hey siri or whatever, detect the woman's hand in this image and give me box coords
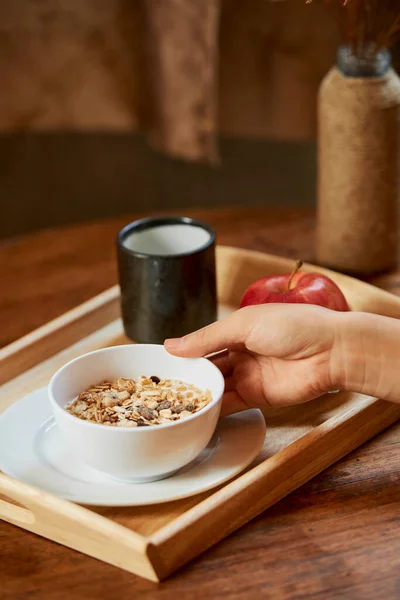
[165,304,349,416]
[165,303,400,414]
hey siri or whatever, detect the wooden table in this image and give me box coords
[1,207,399,599]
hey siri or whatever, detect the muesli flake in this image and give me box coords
[66,376,212,427]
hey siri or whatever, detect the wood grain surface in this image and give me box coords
[1,206,400,599]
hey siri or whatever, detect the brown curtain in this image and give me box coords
[143,0,220,164]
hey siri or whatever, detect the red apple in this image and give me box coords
[240,261,350,311]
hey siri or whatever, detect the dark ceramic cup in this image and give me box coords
[117,216,217,343]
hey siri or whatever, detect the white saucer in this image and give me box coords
[0,388,266,506]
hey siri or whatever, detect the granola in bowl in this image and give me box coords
[66,376,212,427]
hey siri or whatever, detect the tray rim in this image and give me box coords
[1,245,400,581]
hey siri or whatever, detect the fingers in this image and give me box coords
[209,351,233,377]
[165,309,252,358]
[220,391,248,417]
[224,375,235,392]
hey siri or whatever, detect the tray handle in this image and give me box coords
[0,497,35,525]
[0,473,161,581]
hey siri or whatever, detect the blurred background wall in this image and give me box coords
[0,0,398,238]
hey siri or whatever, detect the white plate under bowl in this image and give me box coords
[0,387,266,506]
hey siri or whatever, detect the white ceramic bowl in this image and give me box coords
[48,345,225,482]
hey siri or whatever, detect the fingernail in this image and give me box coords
[165,337,182,349]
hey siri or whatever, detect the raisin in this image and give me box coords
[150,376,161,384]
[157,400,172,411]
[106,415,118,423]
[137,405,155,421]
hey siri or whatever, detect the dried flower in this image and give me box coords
[306,0,400,54]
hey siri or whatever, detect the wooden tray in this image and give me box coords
[1,246,400,582]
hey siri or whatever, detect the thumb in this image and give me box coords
[164,308,252,358]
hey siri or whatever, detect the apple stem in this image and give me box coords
[288,260,303,290]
